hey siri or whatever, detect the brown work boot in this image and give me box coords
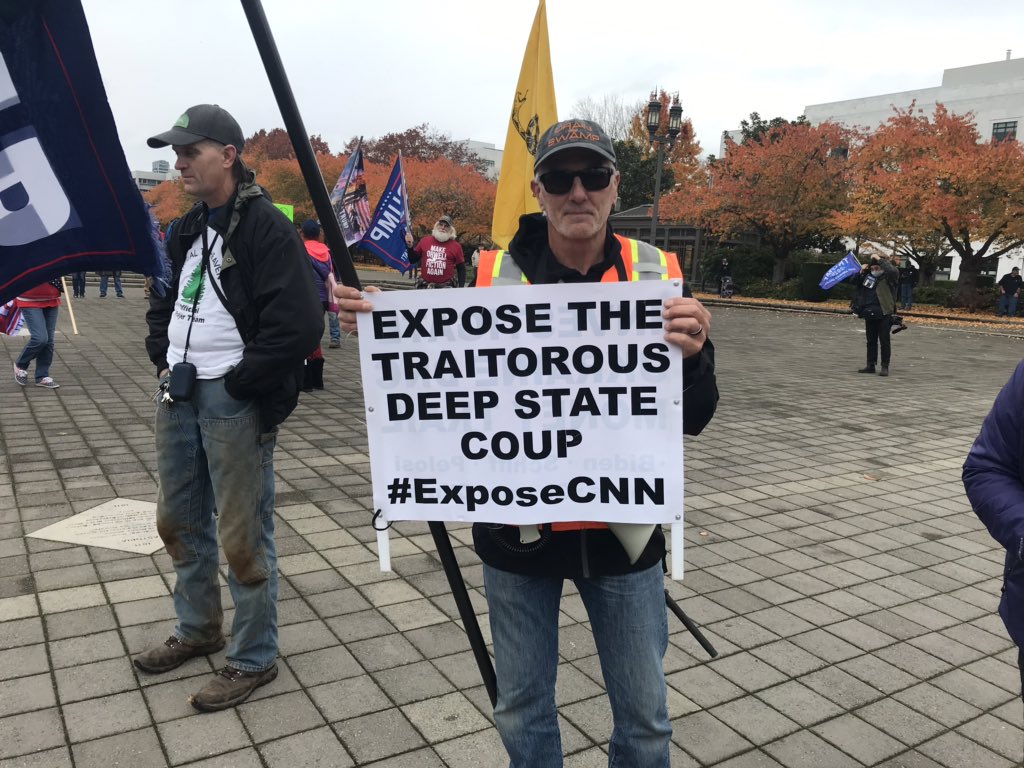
[133,636,225,674]
[190,664,278,712]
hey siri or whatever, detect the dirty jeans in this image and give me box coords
[484,562,671,768]
[155,377,278,672]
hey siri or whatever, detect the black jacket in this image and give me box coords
[145,176,323,429]
[472,213,719,578]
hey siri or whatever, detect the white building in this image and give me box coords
[805,54,1024,143]
[456,139,503,179]
[131,160,180,194]
[804,54,1024,280]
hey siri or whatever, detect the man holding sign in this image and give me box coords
[338,119,718,766]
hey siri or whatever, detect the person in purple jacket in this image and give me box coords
[963,359,1024,703]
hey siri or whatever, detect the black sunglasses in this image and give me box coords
[539,167,614,195]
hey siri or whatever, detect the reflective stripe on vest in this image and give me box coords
[475,235,682,287]
[474,235,682,532]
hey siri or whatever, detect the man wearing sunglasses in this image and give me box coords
[338,119,718,767]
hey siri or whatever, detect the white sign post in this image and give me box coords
[357,281,687,578]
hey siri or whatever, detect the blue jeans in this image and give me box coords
[99,274,123,296]
[1000,294,1019,317]
[155,378,278,672]
[16,306,59,381]
[327,310,340,343]
[72,272,86,296]
[900,282,913,309]
[484,562,671,768]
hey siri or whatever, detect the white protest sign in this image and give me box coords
[358,281,685,550]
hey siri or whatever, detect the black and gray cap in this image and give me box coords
[148,104,245,151]
[534,119,617,170]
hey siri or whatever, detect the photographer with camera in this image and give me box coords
[850,253,899,376]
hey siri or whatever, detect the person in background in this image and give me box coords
[300,220,342,348]
[71,271,87,298]
[300,219,332,390]
[897,257,918,310]
[13,279,62,389]
[718,256,734,298]
[851,253,898,377]
[98,270,124,298]
[404,215,465,289]
[998,267,1022,317]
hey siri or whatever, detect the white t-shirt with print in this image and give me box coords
[166,228,245,378]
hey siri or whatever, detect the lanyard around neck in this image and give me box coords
[181,227,221,364]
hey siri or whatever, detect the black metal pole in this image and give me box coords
[665,591,718,658]
[648,142,665,246]
[238,0,498,704]
[239,0,361,290]
[429,521,498,706]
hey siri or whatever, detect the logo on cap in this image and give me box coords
[543,120,602,149]
[174,113,189,129]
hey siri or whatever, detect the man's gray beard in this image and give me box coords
[432,226,456,242]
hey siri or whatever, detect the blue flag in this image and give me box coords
[819,252,862,290]
[0,0,164,304]
[358,156,412,274]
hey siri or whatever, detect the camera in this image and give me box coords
[891,314,908,334]
[167,362,197,401]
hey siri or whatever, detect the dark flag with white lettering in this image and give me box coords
[0,0,164,304]
[358,154,412,274]
[330,140,372,247]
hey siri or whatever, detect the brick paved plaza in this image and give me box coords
[1,287,1022,767]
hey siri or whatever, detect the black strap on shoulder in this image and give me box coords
[180,228,220,364]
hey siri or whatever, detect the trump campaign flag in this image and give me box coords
[357,155,412,274]
[0,0,163,305]
[330,140,373,247]
[490,0,558,249]
[819,252,862,290]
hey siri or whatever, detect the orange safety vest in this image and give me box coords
[476,234,683,287]
[475,234,684,531]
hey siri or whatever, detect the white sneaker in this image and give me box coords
[35,377,59,389]
[14,365,27,386]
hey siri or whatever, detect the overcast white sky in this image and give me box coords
[81,0,1022,173]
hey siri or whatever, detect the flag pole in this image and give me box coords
[239,0,499,706]
[238,0,360,290]
[60,277,79,335]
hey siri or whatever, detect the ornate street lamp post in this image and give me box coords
[646,91,683,245]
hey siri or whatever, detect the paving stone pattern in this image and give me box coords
[0,288,1022,767]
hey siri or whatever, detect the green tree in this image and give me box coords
[739,112,810,144]
[613,139,675,211]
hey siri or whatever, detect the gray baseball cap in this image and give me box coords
[534,119,617,170]
[148,104,245,151]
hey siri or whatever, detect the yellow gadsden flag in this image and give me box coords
[490,0,558,249]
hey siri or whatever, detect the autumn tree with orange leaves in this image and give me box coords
[145,129,497,253]
[612,90,703,211]
[245,128,331,161]
[146,179,192,225]
[844,104,1024,307]
[662,120,851,283]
